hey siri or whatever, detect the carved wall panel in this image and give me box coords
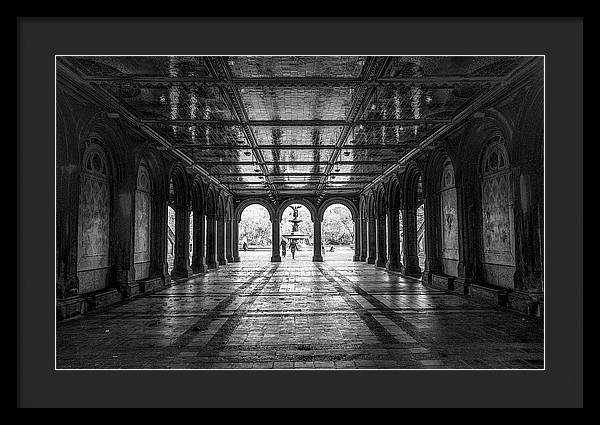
[134,164,151,279]
[440,162,459,262]
[481,139,515,266]
[77,144,111,292]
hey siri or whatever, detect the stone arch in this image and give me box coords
[167,163,189,208]
[316,197,358,222]
[235,198,275,222]
[276,198,316,223]
[424,146,460,279]
[190,176,206,214]
[386,174,402,211]
[77,114,131,186]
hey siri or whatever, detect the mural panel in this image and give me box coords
[481,140,515,266]
[134,165,151,279]
[77,150,110,271]
[440,163,459,261]
[441,188,459,259]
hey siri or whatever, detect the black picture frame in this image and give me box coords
[17,17,583,408]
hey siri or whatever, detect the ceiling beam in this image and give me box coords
[84,74,503,86]
[175,144,420,150]
[193,160,397,166]
[213,172,379,176]
[141,118,449,127]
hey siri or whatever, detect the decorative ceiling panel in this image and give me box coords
[261,149,335,162]
[159,125,247,146]
[267,164,328,174]
[114,85,235,121]
[228,56,366,78]
[70,56,211,77]
[253,126,341,146]
[240,87,352,120]
[361,86,483,121]
[384,56,525,78]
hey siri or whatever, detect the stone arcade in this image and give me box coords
[56,56,544,369]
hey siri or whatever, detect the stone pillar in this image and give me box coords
[206,214,218,269]
[159,200,171,284]
[402,205,422,278]
[375,214,387,267]
[353,219,361,261]
[313,219,323,262]
[226,218,234,263]
[271,218,281,262]
[360,218,368,262]
[366,216,377,264]
[454,182,475,292]
[217,215,227,265]
[233,219,240,262]
[386,209,402,271]
[56,163,81,298]
[171,206,192,279]
[422,194,441,284]
[191,211,207,274]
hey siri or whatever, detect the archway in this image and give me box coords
[239,204,273,261]
[321,203,355,261]
[280,203,314,261]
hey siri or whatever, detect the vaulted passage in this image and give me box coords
[56,55,544,369]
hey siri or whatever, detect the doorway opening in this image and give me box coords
[239,204,272,261]
[322,204,354,261]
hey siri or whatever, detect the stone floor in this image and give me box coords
[56,248,544,369]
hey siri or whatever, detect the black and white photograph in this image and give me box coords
[17,17,582,408]
[54,55,545,370]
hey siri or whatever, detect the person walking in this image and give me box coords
[280,239,287,258]
[242,241,248,251]
[289,240,297,259]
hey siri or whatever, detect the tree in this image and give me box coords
[239,205,272,246]
[322,205,354,244]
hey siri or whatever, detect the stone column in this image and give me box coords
[271,218,281,262]
[206,214,218,269]
[226,218,234,263]
[422,194,441,284]
[353,219,361,261]
[375,213,388,267]
[191,211,207,273]
[114,179,137,294]
[313,219,323,262]
[232,219,240,262]
[402,205,422,278]
[366,216,377,264]
[386,209,402,271]
[360,218,368,262]
[171,206,192,279]
[454,182,475,293]
[217,215,227,265]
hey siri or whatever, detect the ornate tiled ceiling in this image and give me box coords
[58,55,531,199]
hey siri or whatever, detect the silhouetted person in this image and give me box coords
[290,240,297,259]
[280,239,287,257]
[242,241,248,251]
[329,245,335,252]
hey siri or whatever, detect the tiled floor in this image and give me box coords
[56,249,544,369]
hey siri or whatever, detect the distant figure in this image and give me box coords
[289,240,297,259]
[280,239,287,257]
[329,245,335,252]
[242,241,248,252]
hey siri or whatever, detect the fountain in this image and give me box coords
[282,205,310,246]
